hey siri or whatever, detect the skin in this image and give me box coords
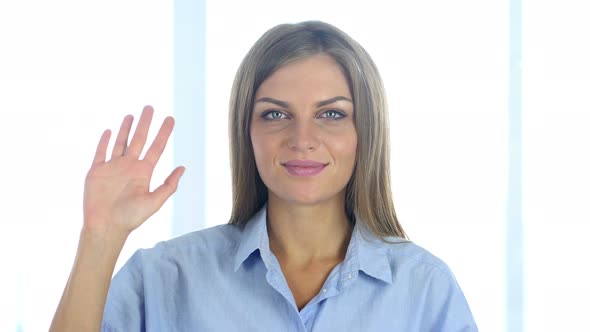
[251,54,358,309]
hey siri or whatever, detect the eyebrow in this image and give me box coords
[254,96,353,108]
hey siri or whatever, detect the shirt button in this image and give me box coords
[322,288,327,293]
[348,273,353,279]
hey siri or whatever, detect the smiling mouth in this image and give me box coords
[283,164,327,176]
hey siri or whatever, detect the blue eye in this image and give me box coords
[262,110,287,120]
[320,110,345,120]
[261,109,346,121]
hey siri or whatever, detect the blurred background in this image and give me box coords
[0,0,588,331]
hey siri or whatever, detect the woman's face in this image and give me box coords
[250,54,357,206]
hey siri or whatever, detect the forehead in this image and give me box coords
[254,54,351,102]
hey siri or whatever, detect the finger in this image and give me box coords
[127,105,154,158]
[149,166,185,209]
[111,114,134,158]
[92,129,111,166]
[143,116,175,166]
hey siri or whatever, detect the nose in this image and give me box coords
[287,120,320,152]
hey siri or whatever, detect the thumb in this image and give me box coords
[150,166,185,209]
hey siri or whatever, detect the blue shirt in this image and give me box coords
[102,206,478,331]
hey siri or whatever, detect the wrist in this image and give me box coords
[79,224,129,253]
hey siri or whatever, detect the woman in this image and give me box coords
[51,21,478,331]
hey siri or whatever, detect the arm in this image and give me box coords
[50,228,128,331]
[50,106,184,332]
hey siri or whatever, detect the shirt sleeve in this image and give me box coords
[101,250,146,332]
[422,266,478,332]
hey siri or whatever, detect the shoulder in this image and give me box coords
[104,224,248,330]
[131,223,244,267]
[375,236,458,282]
[377,239,478,330]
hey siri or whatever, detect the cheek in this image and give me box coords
[250,131,278,169]
[249,130,262,166]
[345,139,358,165]
[337,130,358,164]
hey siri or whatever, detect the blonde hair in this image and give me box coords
[228,21,407,240]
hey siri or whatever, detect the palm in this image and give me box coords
[83,106,184,235]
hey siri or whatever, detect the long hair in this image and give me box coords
[228,21,407,240]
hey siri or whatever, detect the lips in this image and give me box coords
[282,160,327,176]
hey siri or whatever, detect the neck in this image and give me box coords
[266,192,352,268]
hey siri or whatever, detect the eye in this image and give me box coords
[319,109,346,120]
[262,110,288,120]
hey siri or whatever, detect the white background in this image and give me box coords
[0,0,588,331]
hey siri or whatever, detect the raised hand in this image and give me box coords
[83,105,185,236]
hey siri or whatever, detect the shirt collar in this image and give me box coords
[233,205,271,272]
[233,205,395,285]
[341,220,394,285]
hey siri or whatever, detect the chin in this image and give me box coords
[271,186,342,207]
[263,174,347,206]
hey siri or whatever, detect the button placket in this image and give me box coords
[299,302,319,332]
[301,310,311,327]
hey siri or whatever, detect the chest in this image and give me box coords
[136,255,437,332]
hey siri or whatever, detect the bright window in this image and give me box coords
[522,1,590,331]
